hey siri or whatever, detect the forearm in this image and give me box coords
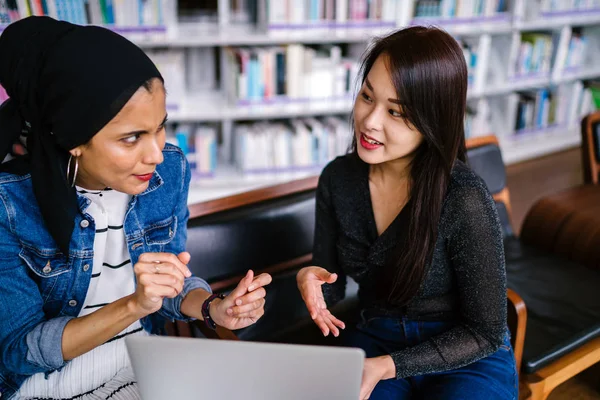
[390,322,505,379]
[62,294,145,361]
[179,288,212,320]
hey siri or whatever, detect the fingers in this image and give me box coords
[149,273,184,295]
[136,261,185,285]
[229,298,266,316]
[311,267,337,284]
[248,273,272,292]
[139,252,191,278]
[232,287,266,308]
[177,251,191,265]
[137,273,181,301]
[312,309,345,337]
[323,309,346,330]
[233,305,265,320]
[227,270,254,300]
[314,314,331,336]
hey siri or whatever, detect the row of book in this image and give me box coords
[234,116,350,173]
[511,33,554,77]
[513,83,597,132]
[259,0,398,29]
[0,0,170,27]
[462,42,477,86]
[414,0,507,18]
[542,0,600,11]
[224,44,359,104]
[166,124,218,178]
[563,33,587,70]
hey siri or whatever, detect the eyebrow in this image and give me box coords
[365,78,404,105]
[119,114,169,138]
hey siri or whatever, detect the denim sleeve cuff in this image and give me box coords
[25,316,74,371]
[159,276,212,322]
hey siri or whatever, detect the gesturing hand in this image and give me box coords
[210,270,272,330]
[297,266,345,337]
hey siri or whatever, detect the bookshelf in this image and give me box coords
[1,0,599,205]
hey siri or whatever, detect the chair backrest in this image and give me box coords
[581,111,600,184]
[465,135,514,237]
[186,177,318,291]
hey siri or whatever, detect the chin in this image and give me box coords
[356,147,386,165]
[115,180,150,196]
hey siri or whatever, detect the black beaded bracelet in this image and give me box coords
[201,293,225,330]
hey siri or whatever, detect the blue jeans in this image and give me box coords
[341,311,518,400]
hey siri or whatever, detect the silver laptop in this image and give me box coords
[126,335,364,400]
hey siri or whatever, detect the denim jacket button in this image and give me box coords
[68,300,77,307]
[42,262,52,274]
[83,264,90,272]
[80,220,90,228]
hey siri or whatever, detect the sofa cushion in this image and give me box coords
[504,236,600,374]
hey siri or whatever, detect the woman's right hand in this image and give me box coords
[297,266,345,337]
[130,252,192,316]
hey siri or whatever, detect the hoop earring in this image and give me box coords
[67,154,79,187]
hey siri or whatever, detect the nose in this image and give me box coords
[362,105,385,133]
[143,135,164,166]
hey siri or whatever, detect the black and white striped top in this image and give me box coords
[16,187,146,400]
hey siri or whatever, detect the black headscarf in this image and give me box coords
[0,16,163,256]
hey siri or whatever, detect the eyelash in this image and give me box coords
[121,121,167,144]
[122,134,141,144]
[361,91,403,118]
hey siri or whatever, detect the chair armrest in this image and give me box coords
[507,288,527,375]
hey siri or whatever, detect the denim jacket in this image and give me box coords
[0,144,211,399]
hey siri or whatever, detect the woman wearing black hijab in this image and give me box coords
[0,17,271,399]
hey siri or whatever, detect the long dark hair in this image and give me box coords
[353,26,468,306]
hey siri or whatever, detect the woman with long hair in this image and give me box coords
[297,27,517,399]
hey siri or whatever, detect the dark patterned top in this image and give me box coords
[313,154,507,379]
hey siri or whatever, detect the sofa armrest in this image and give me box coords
[507,288,527,375]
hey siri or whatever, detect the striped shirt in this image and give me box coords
[16,187,146,400]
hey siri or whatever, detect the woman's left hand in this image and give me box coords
[360,356,396,399]
[210,270,272,330]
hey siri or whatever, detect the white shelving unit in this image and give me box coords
[1,0,598,205]
[169,92,353,122]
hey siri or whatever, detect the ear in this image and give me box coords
[69,146,83,158]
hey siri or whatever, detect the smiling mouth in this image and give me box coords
[361,133,383,145]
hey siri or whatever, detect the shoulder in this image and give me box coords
[444,160,495,214]
[156,143,188,186]
[0,171,33,213]
[159,143,186,170]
